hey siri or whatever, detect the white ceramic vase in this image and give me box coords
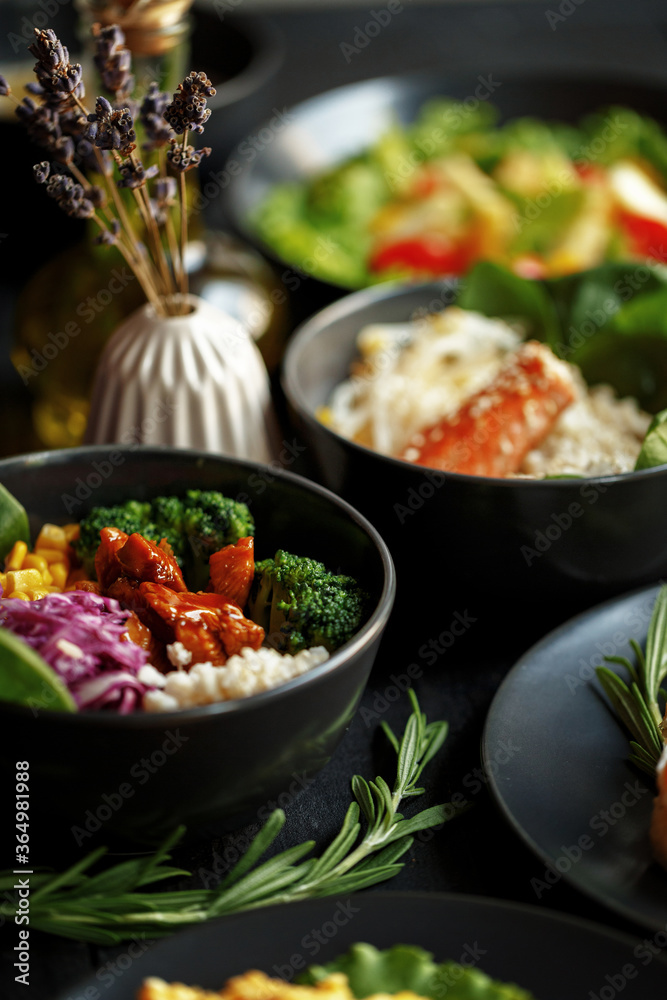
[84,294,279,462]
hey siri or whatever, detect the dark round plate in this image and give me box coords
[482,583,667,932]
[57,891,667,1000]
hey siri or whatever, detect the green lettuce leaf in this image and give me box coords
[635,409,667,469]
[456,260,560,344]
[301,943,536,1000]
[457,260,667,412]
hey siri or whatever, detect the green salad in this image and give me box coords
[253,101,667,288]
[304,943,535,1000]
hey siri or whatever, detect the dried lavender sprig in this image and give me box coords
[16,97,61,152]
[28,28,84,107]
[86,96,136,155]
[34,164,96,219]
[17,97,74,166]
[0,74,10,97]
[59,108,112,174]
[150,176,177,227]
[117,158,159,190]
[140,82,173,150]
[92,23,134,101]
[166,139,211,173]
[94,218,120,246]
[17,22,218,315]
[163,71,215,135]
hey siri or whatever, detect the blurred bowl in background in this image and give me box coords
[223,70,667,321]
[282,280,667,632]
[0,446,394,855]
[193,5,285,165]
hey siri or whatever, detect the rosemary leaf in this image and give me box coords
[0,693,457,944]
[216,809,286,891]
[596,586,667,774]
[351,775,376,825]
[304,804,362,883]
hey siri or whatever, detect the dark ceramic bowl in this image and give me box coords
[193,5,284,164]
[0,446,394,853]
[282,281,667,631]
[223,70,667,317]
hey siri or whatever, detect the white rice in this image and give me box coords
[323,307,650,478]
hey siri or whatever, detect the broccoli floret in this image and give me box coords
[150,495,186,563]
[247,549,368,654]
[76,491,253,585]
[181,490,255,590]
[76,500,153,575]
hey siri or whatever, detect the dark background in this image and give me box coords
[2,1,667,997]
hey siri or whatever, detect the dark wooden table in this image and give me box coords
[2,1,667,997]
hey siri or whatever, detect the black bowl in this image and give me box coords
[282,281,667,633]
[223,69,667,317]
[0,446,394,853]
[193,5,285,167]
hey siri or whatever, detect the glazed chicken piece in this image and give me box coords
[95,528,186,592]
[96,530,262,667]
[208,536,255,607]
[116,532,187,592]
[400,340,577,477]
[70,580,102,594]
[138,583,265,665]
[95,526,129,591]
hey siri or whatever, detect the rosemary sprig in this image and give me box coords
[0,692,460,944]
[596,585,667,775]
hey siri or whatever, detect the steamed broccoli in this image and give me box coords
[76,491,254,586]
[181,490,255,590]
[76,500,154,575]
[150,495,186,563]
[247,549,368,654]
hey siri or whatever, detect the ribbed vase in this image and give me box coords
[84,294,279,461]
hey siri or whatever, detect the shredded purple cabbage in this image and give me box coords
[0,588,158,713]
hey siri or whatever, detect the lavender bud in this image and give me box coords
[92,23,134,100]
[166,139,211,173]
[33,161,50,184]
[86,97,136,155]
[117,158,159,189]
[164,71,215,136]
[53,135,75,164]
[94,219,120,246]
[29,29,84,106]
[0,74,10,97]
[154,176,177,202]
[140,82,172,150]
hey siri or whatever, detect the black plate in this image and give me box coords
[57,891,667,1000]
[224,69,667,299]
[482,583,667,932]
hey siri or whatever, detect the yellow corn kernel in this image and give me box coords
[41,567,53,586]
[5,568,43,593]
[35,547,67,565]
[5,541,28,571]
[35,524,68,551]
[22,553,49,574]
[0,571,6,590]
[44,585,61,593]
[64,523,80,543]
[49,562,68,588]
[27,587,50,600]
[7,591,30,601]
